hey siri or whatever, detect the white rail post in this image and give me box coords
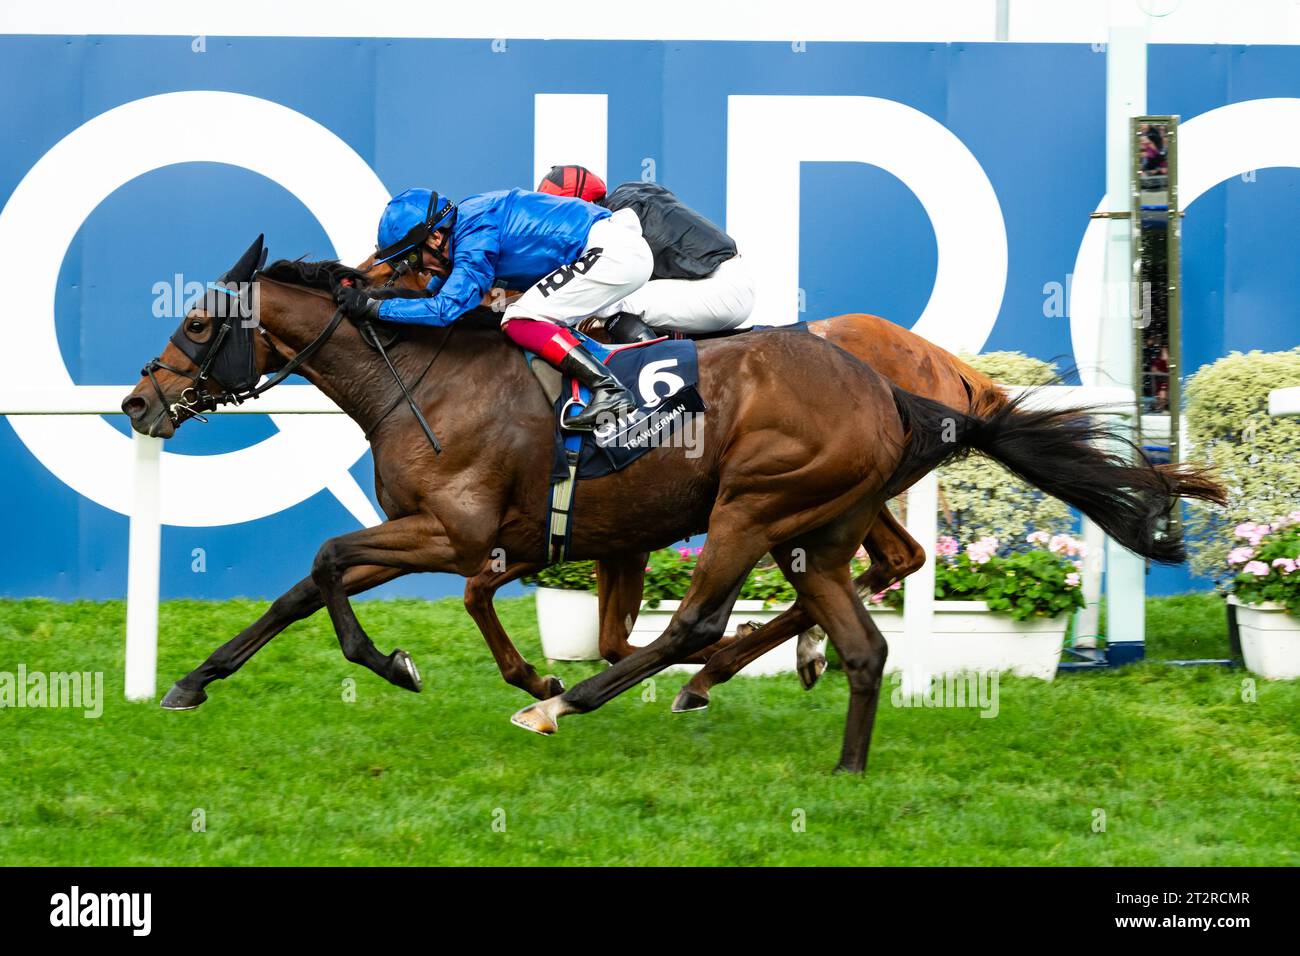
[901,471,938,695]
[1074,518,1106,649]
[1101,7,1149,662]
[124,431,162,701]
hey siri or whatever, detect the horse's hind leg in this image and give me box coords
[674,507,921,710]
[511,515,769,734]
[796,507,923,689]
[672,602,815,712]
[161,564,403,710]
[464,562,565,700]
[774,544,888,774]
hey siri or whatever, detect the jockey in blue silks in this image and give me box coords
[339,187,653,431]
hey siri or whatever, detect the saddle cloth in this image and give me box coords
[534,334,705,562]
[548,335,705,482]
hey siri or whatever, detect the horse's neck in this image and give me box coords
[260,290,540,439]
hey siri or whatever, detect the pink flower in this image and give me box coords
[887,581,902,591]
[1065,572,1080,587]
[869,591,885,604]
[1048,534,1086,558]
[1234,522,1259,540]
[1228,547,1256,566]
[1026,531,1050,546]
[935,536,959,557]
[1289,510,1300,525]
[1242,561,1271,577]
[965,536,998,565]
[1271,558,1297,574]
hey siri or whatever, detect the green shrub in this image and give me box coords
[522,561,598,591]
[1184,348,1300,580]
[935,352,1074,543]
[641,547,871,608]
[869,531,1086,620]
[641,547,700,607]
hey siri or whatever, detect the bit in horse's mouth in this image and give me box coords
[145,404,175,438]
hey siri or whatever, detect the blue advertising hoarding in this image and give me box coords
[1,36,1297,599]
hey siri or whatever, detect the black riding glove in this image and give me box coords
[339,287,382,323]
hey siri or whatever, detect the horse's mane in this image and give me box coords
[259,258,505,335]
[260,258,369,293]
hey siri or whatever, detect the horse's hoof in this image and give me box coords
[797,655,827,691]
[511,703,558,735]
[671,686,710,713]
[390,650,422,693]
[796,634,828,691]
[542,675,565,698]
[160,682,207,711]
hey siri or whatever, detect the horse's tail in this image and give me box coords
[949,355,1009,419]
[884,387,1226,564]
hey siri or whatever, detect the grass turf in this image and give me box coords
[0,593,1296,866]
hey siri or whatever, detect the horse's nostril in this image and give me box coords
[121,395,148,420]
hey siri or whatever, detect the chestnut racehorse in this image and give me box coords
[125,239,1224,773]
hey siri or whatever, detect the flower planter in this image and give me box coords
[866,600,1067,681]
[535,587,601,661]
[1228,595,1300,680]
[630,599,1067,679]
[630,600,796,675]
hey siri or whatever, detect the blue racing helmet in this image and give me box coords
[374,188,458,268]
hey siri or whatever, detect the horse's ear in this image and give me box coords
[219,234,266,284]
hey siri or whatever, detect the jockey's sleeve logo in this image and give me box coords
[535,247,604,298]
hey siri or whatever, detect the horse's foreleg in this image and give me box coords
[463,562,564,700]
[161,564,403,710]
[312,513,468,693]
[596,553,647,663]
[597,552,736,666]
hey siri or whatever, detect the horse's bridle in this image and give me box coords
[145,266,445,454]
[143,280,346,433]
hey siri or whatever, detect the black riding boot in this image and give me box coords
[559,345,638,432]
[605,311,659,344]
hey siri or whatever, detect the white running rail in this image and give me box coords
[0,385,346,701]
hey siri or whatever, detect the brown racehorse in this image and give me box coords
[125,239,1224,773]
[359,258,1218,713]
[361,259,1001,688]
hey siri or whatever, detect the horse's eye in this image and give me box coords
[187,320,205,333]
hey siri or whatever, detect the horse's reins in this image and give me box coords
[337,268,445,453]
[148,269,446,454]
